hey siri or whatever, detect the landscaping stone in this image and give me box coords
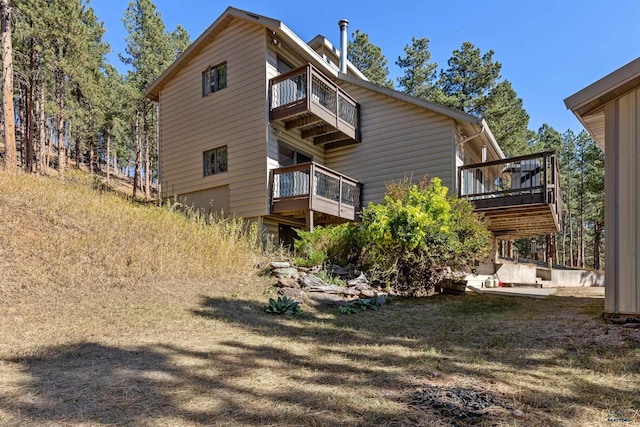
[272,267,299,279]
[269,261,291,269]
[277,287,308,303]
[266,262,388,308]
[274,277,299,289]
[307,292,345,306]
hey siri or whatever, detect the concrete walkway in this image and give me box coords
[466,284,557,299]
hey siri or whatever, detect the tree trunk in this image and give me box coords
[1,0,16,173]
[89,107,95,173]
[24,36,35,172]
[143,108,151,199]
[74,124,81,168]
[106,130,111,187]
[55,69,65,174]
[133,111,141,198]
[36,84,46,174]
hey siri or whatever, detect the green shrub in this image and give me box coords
[293,223,356,267]
[358,177,490,296]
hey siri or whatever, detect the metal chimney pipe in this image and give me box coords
[339,19,349,73]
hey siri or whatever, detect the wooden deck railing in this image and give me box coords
[270,162,362,221]
[269,64,359,140]
[458,151,562,228]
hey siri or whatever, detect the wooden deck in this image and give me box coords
[269,65,361,149]
[459,151,562,240]
[269,162,362,228]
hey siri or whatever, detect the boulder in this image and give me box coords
[307,292,345,306]
[274,277,300,289]
[278,287,308,304]
[272,267,299,279]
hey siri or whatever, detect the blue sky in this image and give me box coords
[92,0,640,135]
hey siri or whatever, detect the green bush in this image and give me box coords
[291,176,491,297]
[293,223,356,267]
[358,177,490,296]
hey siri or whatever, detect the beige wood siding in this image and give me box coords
[158,18,268,218]
[178,185,229,216]
[324,83,456,205]
[605,89,640,315]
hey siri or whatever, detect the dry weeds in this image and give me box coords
[1,171,638,426]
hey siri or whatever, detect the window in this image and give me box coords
[203,146,228,176]
[202,62,227,96]
[278,142,311,167]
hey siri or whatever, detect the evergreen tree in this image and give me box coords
[1,0,16,173]
[396,36,439,100]
[120,0,177,198]
[436,41,501,116]
[483,80,530,156]
[347,29,393,88]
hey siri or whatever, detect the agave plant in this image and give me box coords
[264,296,302,315]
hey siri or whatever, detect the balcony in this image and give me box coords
[269,162,362,227]
[269,64,361,149]
[459,151,562,240]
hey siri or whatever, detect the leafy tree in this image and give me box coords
[396,37,439,100]
[347,29,393,88]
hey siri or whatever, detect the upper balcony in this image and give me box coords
[269,162,362,227]
[459,151,562,240]
[269,64,361,149]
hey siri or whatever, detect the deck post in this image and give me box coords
[306,209,314,231]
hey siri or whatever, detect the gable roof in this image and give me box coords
[146,6,346,101]
[144,6,503,159]
[565,56,640,149]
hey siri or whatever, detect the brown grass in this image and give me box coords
[0,170,639,426]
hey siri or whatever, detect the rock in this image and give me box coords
[431,370,441,378]
[359,289,375,298]
[611,317,628,325]
[348,272,370,287]
[623,323,640,328]
[376,293,388,306]
[299,274,327,288]
[272,267,299,279]
[329,264,350,277]
[269,261,291,269]
[513,409,525,418]
[278,287,308,303]
[274,278,299,289]
[307,292,345,306]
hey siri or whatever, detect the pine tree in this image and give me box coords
[483,80,530,156]
[120,0,184,199]
[436,41,502,116]
[1,0,16,173]
[347,29,393,88]
[396,37,438,100]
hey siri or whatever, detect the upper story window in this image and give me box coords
[203,146,228,176]
[202,62,227,96]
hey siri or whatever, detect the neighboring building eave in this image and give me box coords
[565,56,640,149]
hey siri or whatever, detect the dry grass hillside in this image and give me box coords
[0,170,638,426]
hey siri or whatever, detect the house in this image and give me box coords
[565,57,640,316]
[145,6,560,246]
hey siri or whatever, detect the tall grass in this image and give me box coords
[0,170,265,290]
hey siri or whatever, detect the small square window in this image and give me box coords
[204,146,228,176]
[202,62,227,97]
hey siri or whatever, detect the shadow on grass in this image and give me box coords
[1,294,638,425]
